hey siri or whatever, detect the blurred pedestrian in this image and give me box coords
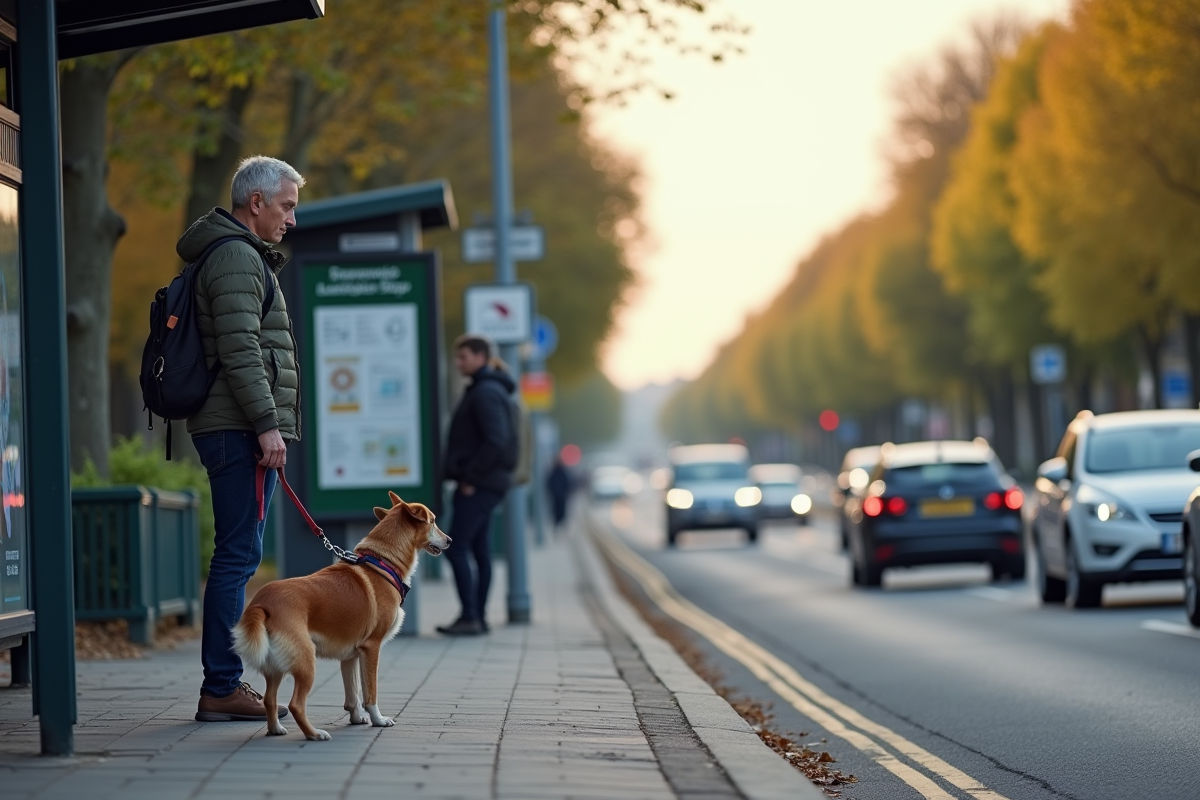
[546,457,572,529]
[186,156,303,722]
[437,335,518,636]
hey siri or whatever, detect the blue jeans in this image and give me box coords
[444,488,504,622]
[193,430,277,698]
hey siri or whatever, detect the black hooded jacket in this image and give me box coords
[445,366,518,494]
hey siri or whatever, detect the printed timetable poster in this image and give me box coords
[301,256,440,517]
[314,304,421,489]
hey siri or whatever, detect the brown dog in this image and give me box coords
[232,491,450,740]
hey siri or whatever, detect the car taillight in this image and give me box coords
[1004,487,1024,510]
[863,496,883,517]
[886,496,908,516]
[984,492,1002,510]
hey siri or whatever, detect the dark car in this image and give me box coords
[846,440,1025,588]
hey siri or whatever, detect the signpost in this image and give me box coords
[463,283,534,345]
[1030,344,1067,385]
[530,315,558,362]
[521,372,555,412]
[299,255,441,518]
[462,225,545,263]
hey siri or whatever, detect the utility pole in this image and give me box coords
[488,2,531,623]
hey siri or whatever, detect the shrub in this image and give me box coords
[73,437,216,574]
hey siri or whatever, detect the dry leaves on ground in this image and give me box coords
[75,618,200,660]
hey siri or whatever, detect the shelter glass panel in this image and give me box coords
[0,182,26,613]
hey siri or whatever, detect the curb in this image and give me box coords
[573,522,827,800]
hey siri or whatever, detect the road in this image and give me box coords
[593,490,1200,800]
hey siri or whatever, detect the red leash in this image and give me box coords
[256,465,354,562]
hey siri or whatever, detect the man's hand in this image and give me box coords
[459,483,476,496]
[257,429,287,469]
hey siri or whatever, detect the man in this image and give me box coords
[438,335,518,636]
[181,155,304,721]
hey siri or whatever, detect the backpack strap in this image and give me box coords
[193,235,276,320]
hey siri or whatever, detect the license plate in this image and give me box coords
[1162,532,1183,555]
[920,498,975,518]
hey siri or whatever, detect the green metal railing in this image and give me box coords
[72,486,201,644]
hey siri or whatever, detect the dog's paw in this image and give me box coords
[306,729,332,741]
[349,708,369,725]
[371,716,395,728]
[267,722,288,736]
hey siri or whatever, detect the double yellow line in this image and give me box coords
[590,520,1011,800]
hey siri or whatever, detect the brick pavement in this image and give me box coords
[0,525,820,800]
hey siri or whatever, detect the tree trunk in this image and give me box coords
[1137,325,1164,409]
[183,81,255,228]
[60,61,130,476]
[280,71,329,175]
[1184,313,1200,408]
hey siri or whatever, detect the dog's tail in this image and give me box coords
[232,606,270,672]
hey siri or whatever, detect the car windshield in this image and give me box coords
[1085,424,1200,474]
[674,462,748,482]
[885,462,1000,488]
[761,480,799,488]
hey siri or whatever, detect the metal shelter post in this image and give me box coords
[17,0,78,756]
[488,3,531,623]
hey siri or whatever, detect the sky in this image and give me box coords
[591,0,1070,390]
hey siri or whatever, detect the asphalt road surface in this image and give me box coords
[593,491,1200,800]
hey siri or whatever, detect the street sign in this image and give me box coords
[462,225,545,263]
[1030,344,1067,385]
[521,371,555,412]
[1163,369,1192,408]
[464,283,534,344]
[530,316,558,362]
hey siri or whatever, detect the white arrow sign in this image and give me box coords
[462,226,545,263]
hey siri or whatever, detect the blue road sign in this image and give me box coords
[1030,344,1066,385]
[531,316,558,362]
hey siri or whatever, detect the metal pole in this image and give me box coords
[397,211,423,635]
[488,3,531,623]
[528,352,547,547]
[17,0,78,756]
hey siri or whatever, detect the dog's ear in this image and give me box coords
[403,502,434,524]
[388,490,403,507]
[374,506,389,521]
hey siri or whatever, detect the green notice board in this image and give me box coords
[300,254,441,518]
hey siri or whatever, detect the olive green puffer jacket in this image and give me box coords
[178,209,301,441]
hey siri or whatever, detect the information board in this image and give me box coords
[300,254,441,518]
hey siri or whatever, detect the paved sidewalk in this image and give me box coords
[0,524,820,800]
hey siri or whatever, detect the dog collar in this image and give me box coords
[354,551,410,604]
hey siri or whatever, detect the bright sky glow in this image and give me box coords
[592,0,1070,390]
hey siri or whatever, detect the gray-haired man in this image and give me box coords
[178,155,304,722]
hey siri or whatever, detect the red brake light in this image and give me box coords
[886,496,908,516]
[1004,487,1024,511]
[863,496,883,517]
[983,492,1002,510]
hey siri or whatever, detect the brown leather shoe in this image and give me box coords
[195,682,289,722]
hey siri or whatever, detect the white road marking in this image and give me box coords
[591,517,1012,800]
[1140,620,1200,640]
[965,587,1013,603]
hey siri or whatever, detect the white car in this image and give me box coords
[1032,409,1200,608]
[749,463,812,524]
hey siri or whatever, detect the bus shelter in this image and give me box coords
[2,0,323,757]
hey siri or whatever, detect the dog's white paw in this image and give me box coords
[371,716,395,728]
[348,707,369,725]
[267,722,288,736]
[307,729,332,741]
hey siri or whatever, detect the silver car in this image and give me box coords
[664,444,760,547]
[1032,409,1200,608]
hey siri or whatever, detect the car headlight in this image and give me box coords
[666,488,694,510]
[734,486,762,507]
[791,493,813,514]
[1090,502,1133,522]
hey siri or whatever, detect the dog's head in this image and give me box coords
[362,491,452,564]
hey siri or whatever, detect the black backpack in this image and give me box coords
[140,236,275,458]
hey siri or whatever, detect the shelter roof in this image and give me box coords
[294,180,458,232]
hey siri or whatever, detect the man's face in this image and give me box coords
[455,347,488,377]
[251,180,299,244]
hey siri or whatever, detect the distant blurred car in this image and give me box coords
[590,465,633,501]
[846,440,1024,588]
[836,446,882,549]
[749,463,812,524]
[1034,410,1200,609]
[665,444,759,547]
[1182,450,1200,627]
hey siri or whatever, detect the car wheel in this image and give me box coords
[745,524,759,544]
[1036,543,1066,604]
[1065,542,1102,609]
[861,559,883,588]
[1185,533,1200,627]
[991,558,1026,583]
[666,527,679,548]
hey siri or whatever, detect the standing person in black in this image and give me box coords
[546,456,572,530]
[437,335,517,636]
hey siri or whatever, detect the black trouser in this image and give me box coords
[444,487,505,622]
